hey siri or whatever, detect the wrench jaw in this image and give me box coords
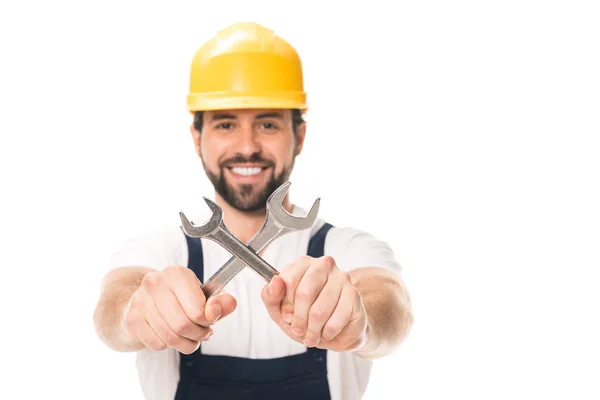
[267,181,291,208]
[268,191,321,231]
[265,181,321,230]
[303,197,321,228]
[179,197,223,238]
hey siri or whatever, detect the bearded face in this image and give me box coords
[193,109,304,212]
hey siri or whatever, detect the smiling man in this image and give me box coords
[93,22,413,400]
[196,108,303,214]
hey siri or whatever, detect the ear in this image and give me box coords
[190,124,201,157]
[294,121,307,156]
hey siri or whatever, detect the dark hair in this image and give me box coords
[193,109,304,135]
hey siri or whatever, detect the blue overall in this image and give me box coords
[175,223,334,400]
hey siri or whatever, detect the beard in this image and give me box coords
[203,154,295,212]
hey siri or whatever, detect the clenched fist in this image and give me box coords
[122,265,237,354]
[261,256,368,352]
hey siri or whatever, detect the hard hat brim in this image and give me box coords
[187,93,308,113]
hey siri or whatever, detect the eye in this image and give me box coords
[260,122,279,131]
[216,122,234,130]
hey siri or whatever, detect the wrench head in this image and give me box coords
[179,197,223,238]
[267,181,320,230]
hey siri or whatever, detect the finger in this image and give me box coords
[151,285,209,341]
[289,261,331,340]
[279,256,312,322]
[260,275,286,325]
[122,303,167,351]
[136,318,168,352]
[163,266,211,326]
[144,293,205,355]
[205,291,238,323]
[321,283,362,343]
[303,272,346,347]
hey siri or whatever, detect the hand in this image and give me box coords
[261,256,368,352]
[122,265,237,354]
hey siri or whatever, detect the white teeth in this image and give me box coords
[231,167,262,176]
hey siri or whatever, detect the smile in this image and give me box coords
[231,167,263,176]
[226,165,270,183]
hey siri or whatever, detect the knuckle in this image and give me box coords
[320,255,336,269]
[142,272,161,288]
[339,271,352,284]
[163,264,180,275]
[165,264,189,278]
[286,276,299,291]
[187,307,205,324]
[322,324,339,340]
[309,307,328,322]
[174,318,192,335]
[295,288,313,302]
[162,331,180,348]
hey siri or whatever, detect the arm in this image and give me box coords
[349,266,413,359]
[93,266,156,352]
[93,265,237,354]
[261,256,413,359]
[94,226,235,354]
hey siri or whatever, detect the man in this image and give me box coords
[93,22,413,400]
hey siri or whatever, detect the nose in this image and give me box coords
[235,123,261,157]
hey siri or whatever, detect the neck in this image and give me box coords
[214,192,294,244]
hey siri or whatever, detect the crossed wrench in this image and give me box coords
[179,182,320,298]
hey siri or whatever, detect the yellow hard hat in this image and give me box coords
[186,22,307,113]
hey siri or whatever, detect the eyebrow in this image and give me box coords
[255,112,285,120]
[208,112,285,122]
[209,113,237,121]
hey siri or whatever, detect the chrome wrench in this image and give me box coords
[180,198,279,282]
[179,182,320,298]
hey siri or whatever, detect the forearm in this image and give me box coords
[350,267,413,359]
[93,266,156,352]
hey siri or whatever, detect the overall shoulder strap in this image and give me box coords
[185,236,204,282]
[307,222,334,258]
[305,222,334,357]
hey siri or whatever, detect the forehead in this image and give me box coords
[204,108,290,121]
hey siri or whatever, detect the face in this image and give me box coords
[190,108,306,212]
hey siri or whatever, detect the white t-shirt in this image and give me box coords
[109,205,402,400]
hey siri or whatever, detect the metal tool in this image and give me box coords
[180,198,280,282]
[180,182,320,298]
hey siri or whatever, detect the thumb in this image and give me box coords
[205,292,237,323]
[261,275,286,324]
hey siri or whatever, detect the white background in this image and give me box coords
[1,0,599,399]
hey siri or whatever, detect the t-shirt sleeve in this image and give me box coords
[108,224,187,271]
[325,227,402,274]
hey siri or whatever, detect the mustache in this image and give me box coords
[219,154,275,169]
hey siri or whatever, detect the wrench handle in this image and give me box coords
[212,227,279,282]
[201,224,283,298]
[201,263,238,298]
